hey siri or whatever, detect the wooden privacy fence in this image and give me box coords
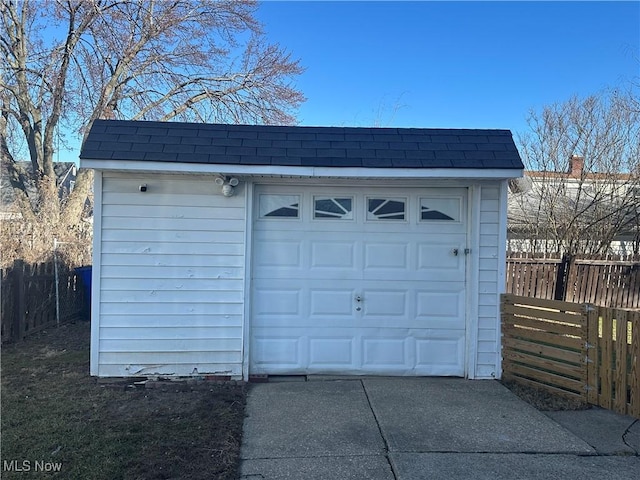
[1,260,87,343]
[506,254,564,300]
[565,257,640,309]
[506,253,640,310]
[502,294,640,419]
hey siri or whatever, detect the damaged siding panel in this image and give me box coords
[98,363,241,378]
[98,173,245,377]
[100,352,243,364]
[476,185,501,379]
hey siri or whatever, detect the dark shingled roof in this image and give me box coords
[80,120,524,169]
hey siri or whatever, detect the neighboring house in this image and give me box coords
[508,155,640,255]
[80,120,523,380]
[0,161,78,220]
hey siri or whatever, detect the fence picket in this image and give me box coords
[502,323,584,350]
[13,260,26,341]
[586,306,599,405]
[502,360,585,393]
[599,308,613,410]
[502,337,583,364]
[502,312,583,335]
[614,310,628,414]
[503,350,584,378]
[631,270,640,309]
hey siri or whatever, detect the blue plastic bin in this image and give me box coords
[75,266,92,320]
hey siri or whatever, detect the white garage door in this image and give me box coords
[250,185,468,376]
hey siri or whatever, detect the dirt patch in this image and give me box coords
[1,320,246,480]
[502,379,591,411]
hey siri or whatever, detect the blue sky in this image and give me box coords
[48,1,638,161]
[256,1,640,135]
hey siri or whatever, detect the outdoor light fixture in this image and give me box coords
[139,184,147,192]
[215,176,239,197]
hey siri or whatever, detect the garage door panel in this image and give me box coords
[415,335,465,376]
[416,289,465,328]
[363,242,409,269]
[309,337,354,366]
[253,287,301,316]
[361,290,408,317]
[251,185,467,376]
[362,337,410,367]
[251,329,465,374]
[310,289,354,316]
[252,336,302,366]
[417,242,465,270]
[254,240,302,268]
[310,241,357,269]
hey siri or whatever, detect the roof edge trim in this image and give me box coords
[80,159,523,179]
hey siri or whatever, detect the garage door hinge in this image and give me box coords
[464,248,471,255]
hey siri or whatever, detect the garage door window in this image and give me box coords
[367,198,406,220]
[314,197,353,219]
[419,197,461,222]
[259,194,300,218]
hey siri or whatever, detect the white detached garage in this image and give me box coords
[80,120,523,380]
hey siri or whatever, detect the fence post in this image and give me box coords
[54,238,61,327]
[11,259,25,342]
[554,253,571,301]
[631,312,640,418]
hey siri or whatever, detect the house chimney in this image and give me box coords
[568,155,584,177]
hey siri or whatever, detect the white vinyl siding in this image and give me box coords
[475,184,503,378]
[96,173,245,377]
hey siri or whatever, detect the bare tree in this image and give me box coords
[1,0,304,263]
[509,87,640,256]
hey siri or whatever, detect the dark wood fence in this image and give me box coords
[506,253,564,299]
[502,294,640,419]
[506,253,640,309]
[1,260,87,343]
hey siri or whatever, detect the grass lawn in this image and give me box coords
[1,321,246,479]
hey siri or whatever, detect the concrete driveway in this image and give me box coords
[240,377,640,479]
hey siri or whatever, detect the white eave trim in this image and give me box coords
[80,159,523,179]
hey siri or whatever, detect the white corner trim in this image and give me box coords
[241,181,254,381]
[496,180,509,379]
[90,171,102,376]
[465,185,481,379]
[80,159,523,180]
